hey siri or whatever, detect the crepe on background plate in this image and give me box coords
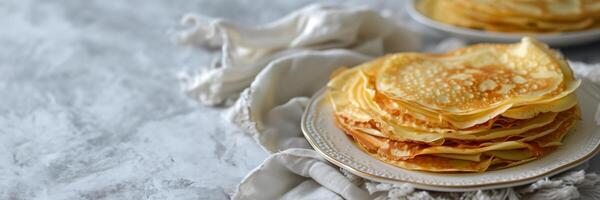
[417,0,600,33]
[328,37,580,172]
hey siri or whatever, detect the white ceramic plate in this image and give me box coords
[406,0,600,47]
[302,80,600,192]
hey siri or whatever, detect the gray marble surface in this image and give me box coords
[1,0,599,199]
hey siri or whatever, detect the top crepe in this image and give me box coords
[377,37,574,114]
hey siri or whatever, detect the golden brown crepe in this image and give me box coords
[328,38,580,172]
[417,0,600,33]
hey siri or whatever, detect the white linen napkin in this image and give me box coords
[177,4,600,200]
[178,4,419,106]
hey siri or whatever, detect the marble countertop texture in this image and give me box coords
[1,0,599,199]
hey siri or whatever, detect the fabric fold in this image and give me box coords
[232,149,371,200]
[226,50,371,153]
[177,3,421,106]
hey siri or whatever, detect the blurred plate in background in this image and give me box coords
[407,0,600,47]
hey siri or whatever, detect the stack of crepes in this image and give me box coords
[417,0,600,33]
[328,38,581,172]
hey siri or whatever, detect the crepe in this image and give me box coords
[417,0,600,33]
[328,37,580,172]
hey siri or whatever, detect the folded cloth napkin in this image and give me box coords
[177,4,600,200]
[178,4,419,106]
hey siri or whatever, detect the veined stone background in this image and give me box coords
[1,0,599,199]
